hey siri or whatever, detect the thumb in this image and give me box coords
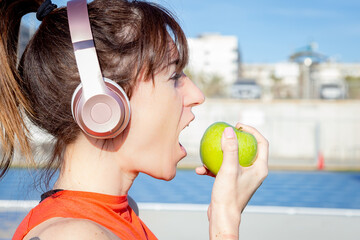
[221,127,239,169]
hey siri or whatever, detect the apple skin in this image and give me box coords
[200,122,257,175]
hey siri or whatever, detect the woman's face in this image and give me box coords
[120,59,205,180]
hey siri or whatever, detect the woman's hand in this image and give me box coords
[196,123,269,239]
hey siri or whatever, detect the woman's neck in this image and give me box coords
[53,134,138,196]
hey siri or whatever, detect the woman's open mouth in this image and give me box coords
[178,115,195,157]
[179,142,187,156]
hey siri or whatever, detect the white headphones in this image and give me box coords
[67,0,131,139]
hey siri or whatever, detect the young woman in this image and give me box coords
[0,0,269,239]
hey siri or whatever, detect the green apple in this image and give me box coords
[200,122,257,175]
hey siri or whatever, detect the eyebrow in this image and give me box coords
[158,58,180,73]
[168,58,180,66]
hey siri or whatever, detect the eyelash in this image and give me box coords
[170,73,182,81]
[170,72,183,86]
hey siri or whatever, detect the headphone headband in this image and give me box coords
[67,0,107,99]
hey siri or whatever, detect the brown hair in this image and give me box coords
[0,0,188,183]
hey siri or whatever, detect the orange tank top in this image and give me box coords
[13,190,157,240]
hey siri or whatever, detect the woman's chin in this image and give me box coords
[161,164,178,181]
[141,146,185,181]
[163,172,176,181]
[148,170,176,181]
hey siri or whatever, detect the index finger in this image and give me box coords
[235,123,267,144]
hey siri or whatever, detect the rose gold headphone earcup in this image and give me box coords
[71,83,83,130]
[71,78,131,139]
[103,78,131,136]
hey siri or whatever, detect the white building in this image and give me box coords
[187,34,239,85]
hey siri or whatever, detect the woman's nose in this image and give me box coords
[183,75,205,107]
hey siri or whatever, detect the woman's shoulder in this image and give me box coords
[23,217,120,240]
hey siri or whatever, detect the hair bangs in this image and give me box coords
[134,1,188,82]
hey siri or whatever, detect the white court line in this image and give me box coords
[0,200,38,211]
[138,203,360,217]
[138,203,208,211]
[1,200,360,217]
[244,205,360,217]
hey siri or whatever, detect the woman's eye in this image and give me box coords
[170,72,183,86]
[170,73,182,81]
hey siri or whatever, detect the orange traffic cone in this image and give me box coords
[317,152,324,170]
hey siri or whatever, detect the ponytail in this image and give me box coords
[0,0,42,179]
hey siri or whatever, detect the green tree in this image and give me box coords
[345,76,360,99]
[184,68,225,98]
[270,74,284,99]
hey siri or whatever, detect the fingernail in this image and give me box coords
[224,127,235,139]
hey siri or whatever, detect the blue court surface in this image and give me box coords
[1,168,360,239]
[0,168,359,208]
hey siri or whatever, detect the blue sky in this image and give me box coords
[36,0,360,63]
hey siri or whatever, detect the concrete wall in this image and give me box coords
[180,99,360,169]
[8,100,360,169]
[138,205,360,240]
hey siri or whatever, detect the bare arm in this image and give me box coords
[24,218,119,240]
[196,123,269,239]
